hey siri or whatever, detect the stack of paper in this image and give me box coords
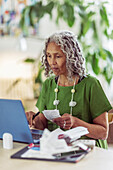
[40,126,89,155]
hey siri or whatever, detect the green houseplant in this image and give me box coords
[20,0,113,88]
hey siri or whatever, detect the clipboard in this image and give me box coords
[11,146,90,163]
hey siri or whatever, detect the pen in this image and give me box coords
[32,111,40,120]
[53,150,87,159]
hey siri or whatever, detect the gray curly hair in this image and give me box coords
[41,30,86,79]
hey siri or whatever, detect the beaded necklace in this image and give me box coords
[53,77,77,116]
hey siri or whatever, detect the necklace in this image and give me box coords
[53,77,77,116]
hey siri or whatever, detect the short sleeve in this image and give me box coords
[89,79,112,119]
[36,81,47,112]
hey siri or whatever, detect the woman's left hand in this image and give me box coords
[53,113,74,129]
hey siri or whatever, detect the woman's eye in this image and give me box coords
[56,55,61,58]
[47,55,51,58]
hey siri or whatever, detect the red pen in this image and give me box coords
[28,143,40,148]
[28,143,34,148]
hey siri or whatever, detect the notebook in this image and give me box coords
[0,99,43,144]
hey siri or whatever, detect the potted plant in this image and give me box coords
[19,0,113,92]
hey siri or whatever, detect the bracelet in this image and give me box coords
[32,111,40,120]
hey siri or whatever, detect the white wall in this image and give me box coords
[0,36,44,100]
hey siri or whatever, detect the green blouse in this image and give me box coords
[36,75,112,149]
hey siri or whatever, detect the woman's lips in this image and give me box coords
[52,67,59,72]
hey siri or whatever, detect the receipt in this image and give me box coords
[42,110,61,121]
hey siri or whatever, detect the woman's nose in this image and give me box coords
[51,57,56,65]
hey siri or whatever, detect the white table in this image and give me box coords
[0,141,113,170]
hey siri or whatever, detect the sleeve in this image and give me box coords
[35,80,47,112]
[89,79,112,119]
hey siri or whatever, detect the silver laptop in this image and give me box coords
[0,99,43,143]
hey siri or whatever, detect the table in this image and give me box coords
[0,141,113,170]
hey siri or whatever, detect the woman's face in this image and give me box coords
[46,42,67,76]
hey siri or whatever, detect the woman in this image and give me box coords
[26,30,112,149]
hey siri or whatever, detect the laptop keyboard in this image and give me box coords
[32,133,42,140]
[30,129,43,143]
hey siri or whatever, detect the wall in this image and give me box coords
[0,36,44,100]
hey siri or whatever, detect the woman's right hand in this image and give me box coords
[25,111,35,127]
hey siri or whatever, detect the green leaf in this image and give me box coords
[92,52,100,75]
[19,15,25,29]
[69,0,81,3]
[103,49,113,61]
[91,20,98,39]
[56,3,65,24]
[99,49,107,60]
[79,19,91,36]
[85,52,92,63]
[43,1,54,15]
[109,30,113,39]
[78,9,86,19]
[104,29,109,38]
[24,58,35,63]
[78,4,87,13]
[62,2,75,27]
[87,11,95,19]
[34,3,45,19]
[29,6,38,26]
[19,7,31,28]
[100,5,109,27]
[83,20,91,35]
[103,64,113,84]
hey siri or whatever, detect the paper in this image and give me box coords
[42,109,61,121]
[39,126,89,155]
[42,126,88,142]
[21,145,81,159]
[21,127,89,159]
[64,126,89,141]
[21,149,55,159]
[40,128,68,154]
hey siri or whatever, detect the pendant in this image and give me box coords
[54,88,58,93]
[69,101,76,107]
[53,100,60,106]
[71,89,75,93]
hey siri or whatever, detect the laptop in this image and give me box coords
[0,99,43,144]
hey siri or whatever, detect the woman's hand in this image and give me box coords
[25,111,35,127]
[26,111,48,130]
[53,113,74,130]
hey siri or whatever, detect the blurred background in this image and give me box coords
[0,0,113,145]
[0,0,113,112]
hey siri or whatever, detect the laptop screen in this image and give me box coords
[0,99,34,143]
